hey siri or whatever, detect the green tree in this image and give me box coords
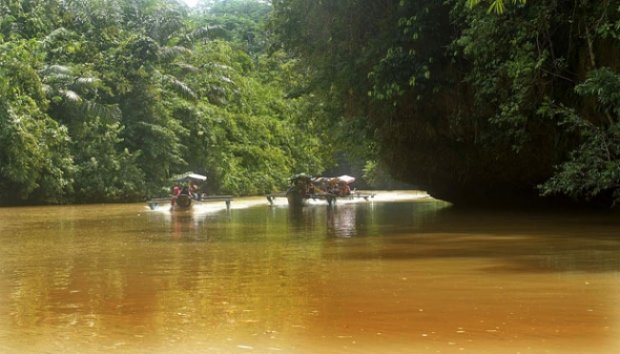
[539,68,620,204]
[0,40,74,204]
[0,0,332,204]
[467,0,526,14]
[271,0,620,205]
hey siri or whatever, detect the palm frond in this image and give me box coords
[203,63,233,71]
[467,0,481,8]
[46,74,74,85]
[42,84,54,96]
[190,26,210,41]
[488,0,505,14]
[206,84,228,105]
[219,76,235,85]
[42,27,76,47]
[163,75,197,100]
[73,77,100,90]
[175,63,199,73]
[468,0,526,13]
[61,90,82,102]
[40,64,72,76]
[75,77,98,85]
[207,25,228,40]
[79,101,122,121]
[159,46,192,61]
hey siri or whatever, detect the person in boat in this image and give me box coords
[308,181,315,196]
[294,177,308,197]
[189,181,199,200]
[340,181,351,196]
[328,178,339,195]
[170,183,182,208]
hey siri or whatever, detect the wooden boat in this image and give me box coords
[172,192,194,210]
[285,174,313,207]
[169,172,207,210]
[146,172,233,211]
[147,192,195,211]
[147,193,233,211]
[267,174,374,207]
[286,186,311,207]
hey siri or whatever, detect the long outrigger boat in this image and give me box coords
[146,172,233,211]
[266,174,375,207]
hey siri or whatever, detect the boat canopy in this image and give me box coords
[336,175,355,184]
[292,174,355,184]
[312,177,330,183]
[290,173,312,182]
[314,175,355,184]
[173,172,207,183]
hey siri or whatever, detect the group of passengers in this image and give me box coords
[302,178,352,198]
[170,181,201,207]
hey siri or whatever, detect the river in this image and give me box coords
[0,191,619,353]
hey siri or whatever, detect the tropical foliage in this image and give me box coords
[467,0,526,14]
[270,0,620,205]
[0,0,326,204]
[3,0,620,206]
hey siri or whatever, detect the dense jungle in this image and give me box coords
[1,0,620,206]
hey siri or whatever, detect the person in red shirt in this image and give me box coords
[170,183,181,209]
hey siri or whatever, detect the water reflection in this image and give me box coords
[285,204,360,238]
[326,205,357,238]
[1,195,620,353]
[286,206,324,237]
[147,209,210,241]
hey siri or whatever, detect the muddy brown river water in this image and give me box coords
[0,191,619,353]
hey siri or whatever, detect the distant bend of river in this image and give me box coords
[1,191,619,354]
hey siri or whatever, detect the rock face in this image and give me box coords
[381,139,551,205]
[370,81,568,206]
[270,1,620,206]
